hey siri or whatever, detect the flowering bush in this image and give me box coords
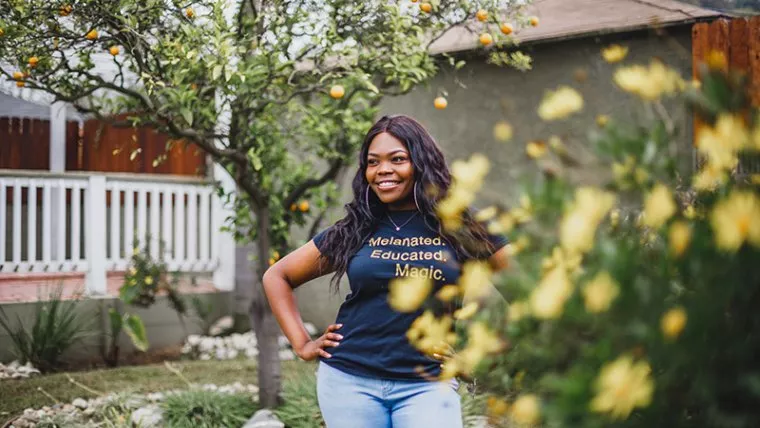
[391,49,760,427]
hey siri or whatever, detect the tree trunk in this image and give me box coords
[249,205,282,408]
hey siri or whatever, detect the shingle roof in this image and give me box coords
[429,0,723,55]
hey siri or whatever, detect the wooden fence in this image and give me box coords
[1,116,206,176]
[692,17,760,175]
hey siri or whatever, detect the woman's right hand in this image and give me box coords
[296,323,343,361]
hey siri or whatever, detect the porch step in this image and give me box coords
[0,272,219,303]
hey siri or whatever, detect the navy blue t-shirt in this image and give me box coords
[312,210,508,380]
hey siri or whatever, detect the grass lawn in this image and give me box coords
[0,359,315,425]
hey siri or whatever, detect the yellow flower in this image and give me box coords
[697,114,748,171]
[560,187,616,255]
[507,236,531,256]
[455,322,503,374]
[582,271,619,313]
[511,394,541,425]
[439,154,491,231]
[529,266,573,319]
[144,276,153,286]
[459,261,493,302]
[493,121,514,142]
[474,206,498,222]
[507,301,530,322]
[388,276,432,312]
[525,140,548,159]
[643,183,676,229]
[453,302,479,320]
[487,397,509,417]
[451,154,490,190]
[590,356,654,419]
[601,44,628,63]
[610,209,620,227]
[693,163,728,191]
[669,221,691,257]
[710,191,760,251]
[436,285,459,302]
[406,311,457,355]
[487,212,515,235]
[537,86,584,120]
[614,60,684,100]
[683,204,697,219]
[596,114,610,127]
[661,307,687,340]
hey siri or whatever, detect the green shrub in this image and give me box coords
[161,390,257,428]
[0,286,92,372]
[274,367,323,428]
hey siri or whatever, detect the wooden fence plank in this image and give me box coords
[729,18,749,73]
[749,16,760,107]
[693,22,710,147]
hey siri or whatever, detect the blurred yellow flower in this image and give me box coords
[582,271,619,313]
[710,191,760,251]
[669,221,691,257]
[661,307,687,340]
[537,86,584,121]
[697,114,748,171]
[590,356,654,419]
[525,140,548,159]
[456,322,503,374]
[436,285,459,302]
[488,212,515,235]
[507,300,530,322]
[388,276,432,312]
[683,204,697,219]
[541,246,582,275]
[610,208,620,227]
[614,60,684,100]
[406,311,456,355]
[493,121,514,142]
[693,163,727,192]
[705,50,728,71]
[511,394,541,425]
[454,302,479,320]
[459,261,493,302]
[596,114,610,127]
[643,183,676,229]
[560,187,616,255]
[438,154,491,231]
[530,265,573,319]
[144,276,154,286]
[601,44,628,63]
[487,397,509,417]
[475,206,498,222]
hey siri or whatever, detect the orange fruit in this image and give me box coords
[28,57,39,68]
[500,23,513,35]
[109,46,119,56]
[299,201,310,212]
[290,203,297,212]
[186,7,195,18]
[420,3,432,13]
[273,251,280,260]
[0,28,5,37]
[16,81,25,88]
[59,5,72,16]
[476,9,488,22]
[12,71,24,80]
[433,96,448,110]
[85,29,98,40]
[529,16,539,27]
[329,84,345,99]
[479,33,493,46]
[411,0,418,2]
[268,257,276,266]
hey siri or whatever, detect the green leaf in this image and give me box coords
[181,108,193,126]
[212,65,222,81]
[123,314,149,352]
[108,307,123,338]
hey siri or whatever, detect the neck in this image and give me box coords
[387,199,417,212]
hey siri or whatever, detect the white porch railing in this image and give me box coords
[0,170,235,295]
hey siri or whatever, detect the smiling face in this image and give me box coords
[365,132,416,211]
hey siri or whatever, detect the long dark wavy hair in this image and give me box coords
[318,114,495,291]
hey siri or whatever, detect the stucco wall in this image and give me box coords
[249,26,697,331]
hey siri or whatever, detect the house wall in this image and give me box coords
[0,291,231,363]
[289,25,697,330]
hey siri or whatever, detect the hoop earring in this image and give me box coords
[413,183,421,212]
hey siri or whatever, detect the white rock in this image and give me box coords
[130,405,163,428]
[278,350,295,361]
[83,407,95,417]
[242,409,285,428]
[209,316,233,336]
[187,334,202,346]
[72,398,88,410]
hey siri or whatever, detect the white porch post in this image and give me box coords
[50,102,67,261]
[212,167,236,291]
[86,175,107,295]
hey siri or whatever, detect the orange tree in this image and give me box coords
[391,51,760,426]
[0,0,531,406]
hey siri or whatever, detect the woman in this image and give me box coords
[263,114,510,428]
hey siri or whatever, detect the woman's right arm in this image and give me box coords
[262,240,342,361]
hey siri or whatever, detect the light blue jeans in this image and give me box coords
[316,362,463,428]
